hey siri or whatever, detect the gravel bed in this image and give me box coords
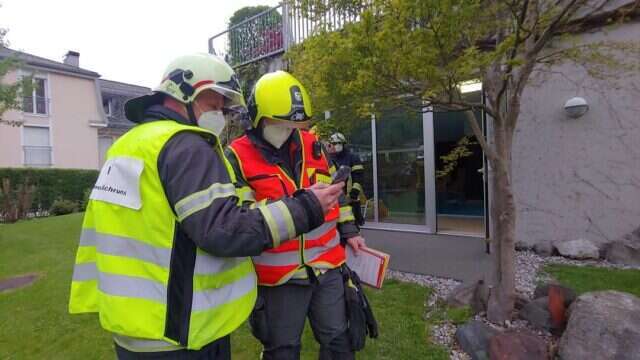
[386,269,461,299]
[387,250,638,358]
[515,251,547,297]
[450,349,472,360]
[544,254,640,270]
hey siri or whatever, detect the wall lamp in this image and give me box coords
[564,97,589,118]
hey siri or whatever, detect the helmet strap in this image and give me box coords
[186,102,197,125]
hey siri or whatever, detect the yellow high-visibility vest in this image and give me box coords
[69,120,256,350]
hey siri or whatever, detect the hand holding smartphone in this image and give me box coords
[331,165,351,184]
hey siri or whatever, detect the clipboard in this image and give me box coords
[346,246,390,289]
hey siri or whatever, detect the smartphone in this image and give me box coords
[331,165,351,184]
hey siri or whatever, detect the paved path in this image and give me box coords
[0,274,38,292]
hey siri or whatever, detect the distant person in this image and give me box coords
[68,54,343,359]
[327,132,366,226]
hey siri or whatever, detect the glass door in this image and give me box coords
[375,108,426,225]
[433,89,486,236]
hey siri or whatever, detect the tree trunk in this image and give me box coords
[486,120,517,324]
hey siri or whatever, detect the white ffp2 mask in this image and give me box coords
[197,111,226,136]
[263,125,293,149]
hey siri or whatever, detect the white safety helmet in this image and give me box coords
[329,132,347,144]
[125,53,246,122]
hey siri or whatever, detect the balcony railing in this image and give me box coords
[23,146,52,167]
[22,96,50,116]
[209,1,369,68]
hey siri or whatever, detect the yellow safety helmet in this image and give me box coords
[247,71,313,128]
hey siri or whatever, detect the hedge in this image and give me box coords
[0,168,99,212]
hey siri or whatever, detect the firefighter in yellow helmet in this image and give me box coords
[68,54,343,359]
[226,71,366,359]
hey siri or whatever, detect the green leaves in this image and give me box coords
[0,56,32,125]
[288,0,494,120]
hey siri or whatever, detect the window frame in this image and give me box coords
[21,124,53,167]
[20,71,50,117]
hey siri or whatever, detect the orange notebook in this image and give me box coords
[346,246,390,289]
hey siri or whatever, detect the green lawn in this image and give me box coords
[0,213,448,359]
[544,264,640,297]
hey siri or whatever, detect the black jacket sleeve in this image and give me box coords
[158,132,324,257]
[349,151,365,192]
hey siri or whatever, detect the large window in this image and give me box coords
[347,117,375,221]
[23,126,52,167]
[102,97,113,116]
[376,108,426,225]
[334,90,486,235]
[433,89,485,236]
[22,78,48,115]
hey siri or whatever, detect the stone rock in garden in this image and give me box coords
[533,241,555,257]
[514,293,530,311]
[516,240,532,251]
[554,238,599,260]
[533,284,576,307]
[518,297,552,331]
[447,282,476,307]
[446,280,488,314]
[489,330,549,360]
[470,280,490,314]
[559,291,640,360]
[548,285,568,334]
[605,228,640,266]
[455,320,499,360]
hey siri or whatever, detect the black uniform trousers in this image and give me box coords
[250,268,354,360]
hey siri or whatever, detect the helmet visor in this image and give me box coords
[263,117,311,129]
[209,84,246,109]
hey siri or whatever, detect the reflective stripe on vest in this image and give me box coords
[114,334,183,353]
[73,256,255,309]
[229,130,345,286]
[339,205,355,223]
[69,120,257,350]
[253,230,340,267]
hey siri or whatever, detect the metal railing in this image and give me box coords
[209,1,370,68]
[23,146,52,167]
[22,96,50,116]
[209,5,286,68]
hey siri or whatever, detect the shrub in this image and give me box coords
[0,168,98,213]
[79,188,92,212]
[49,199,79,216]
[0,178,36,223]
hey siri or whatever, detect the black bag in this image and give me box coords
[341,264,378,351]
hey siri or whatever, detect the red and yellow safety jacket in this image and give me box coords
[228,130,352,286]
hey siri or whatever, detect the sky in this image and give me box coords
[0,0,281,88]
